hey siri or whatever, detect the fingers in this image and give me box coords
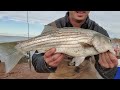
[44,48,56,58]
[114,48,119,56]
[49,54,65,67]
[45,53,62,64]
[108,52,118,66]
[114,48,118,52]
[104,52,114,68]
[99,51,118,68]
[44,48,56,64]
[43,48,65,67]
[99,53,109,68]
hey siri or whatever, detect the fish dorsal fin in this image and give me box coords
[60,27,85,32]
[63,27,80,29]
[41,25,59,36]
[62,27,94,32]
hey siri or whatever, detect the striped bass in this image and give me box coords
[0,25,115,73]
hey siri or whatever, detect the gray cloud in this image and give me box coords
[89,11,120,38]
[0,11,67,24]
[0,11,120,38]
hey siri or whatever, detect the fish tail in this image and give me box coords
[0,42,24,73]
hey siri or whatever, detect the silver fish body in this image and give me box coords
[15,25,115,57]
[0,25,115,73]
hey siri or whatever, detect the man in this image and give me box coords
[32,11,118,79]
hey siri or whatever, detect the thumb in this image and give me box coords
[114,48,120,56]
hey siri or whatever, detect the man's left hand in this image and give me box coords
[98,51,118,68]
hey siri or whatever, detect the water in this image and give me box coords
[0,35,28,43]
[0,35,34,71]
[0,35,35,60]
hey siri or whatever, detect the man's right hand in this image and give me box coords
[44,48,65,68]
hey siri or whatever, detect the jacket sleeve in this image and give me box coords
[94,55,118,79]
[91,21,118,79]
[32,51,57,73]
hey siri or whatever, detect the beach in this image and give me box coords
[0,63,49,79]
[0,57,49,79]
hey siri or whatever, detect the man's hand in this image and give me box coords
[44,48,65,68]
[98,51,118,68]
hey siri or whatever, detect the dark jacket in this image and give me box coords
[32,12,117,79]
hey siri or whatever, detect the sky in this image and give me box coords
[0,11,120,38]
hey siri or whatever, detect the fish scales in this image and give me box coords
[15,26,115,57]
[0,25,116,73]
[17,32,92,54]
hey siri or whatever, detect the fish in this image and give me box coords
[0,25,115,73]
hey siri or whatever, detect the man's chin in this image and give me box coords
[75,17,85,21]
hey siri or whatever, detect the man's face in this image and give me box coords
[69,11,90,21]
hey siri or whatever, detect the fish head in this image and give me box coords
[92,34,115,55]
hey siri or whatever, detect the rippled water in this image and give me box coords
[0,35,28,43]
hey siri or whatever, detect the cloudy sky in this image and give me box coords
[0,11,120,38]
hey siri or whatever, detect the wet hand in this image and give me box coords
[44,48,65,68]
[98,51,118,68]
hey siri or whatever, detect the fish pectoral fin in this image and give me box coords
[80,42,93,48]
[69,57,85,66]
